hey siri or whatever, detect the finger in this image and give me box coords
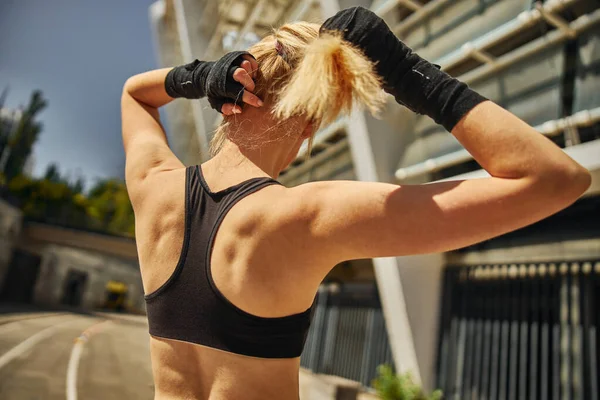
[221,103,242,115]
[240,60,253,76]
[242,90,263,108]
[232,67,255,92]
[242,55,259,78]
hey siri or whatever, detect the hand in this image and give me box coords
[320,7,411,84]
[219,55,263,115]
[323,6,487,131]
[165,51,265,111]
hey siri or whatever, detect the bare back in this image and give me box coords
[122,59,590,399]
[135,165,324,400]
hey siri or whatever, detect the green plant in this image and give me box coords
[372,365,442,400]
[4,90,47,181]
[7,171,135,237]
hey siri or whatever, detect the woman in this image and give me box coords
[121,7,590,400]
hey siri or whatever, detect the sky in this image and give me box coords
[0,0,159,186]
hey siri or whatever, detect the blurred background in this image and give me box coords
[0,0,599,399]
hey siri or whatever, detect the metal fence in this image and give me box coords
[436,261,600,400]
[301,283,394,387]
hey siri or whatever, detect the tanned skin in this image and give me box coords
[122,56,590,399]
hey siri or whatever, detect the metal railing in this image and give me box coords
[436,0,580,73]
[395,107,600,181]
[301,283,395,387]
[436,261,600,400]
[461,7,600,85]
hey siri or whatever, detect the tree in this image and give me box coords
[71,176,85,194]
[0,87,13,161]
[3,90,47,180]
[8,173,88,226]
[0,88,135,237]
[0,87,8,108]
[87,178,135,236]
[44,163,62,183]
[42,163,86,194]
[6,158,135,237]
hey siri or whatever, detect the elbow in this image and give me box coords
[534,162,591,205]
[122,77,135,96]
[121,80,132,106]
[569,165,592,197]
[121,77,142,106]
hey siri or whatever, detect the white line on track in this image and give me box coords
[66,320,113,400]
[0,313,69,335]
[0,318,76,370]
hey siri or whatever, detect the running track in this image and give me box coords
[0,311,154,399]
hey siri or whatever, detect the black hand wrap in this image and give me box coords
[320,7,487,131]
[164,51,253,112]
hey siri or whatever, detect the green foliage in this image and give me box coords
[372,365,442,400]
[7,172,135,237]
[87,178,135,236]
[0,89,134,237]
[43,163,86,194]
[43,163,62,182]
[8,173,89,228]
[4,90,47,180]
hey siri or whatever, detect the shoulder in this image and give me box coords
[251,181,330,229]
[247,180,383,264]
[265,180,393,224]
[126,166,187,214]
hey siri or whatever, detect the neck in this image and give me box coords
[205,135,302,180]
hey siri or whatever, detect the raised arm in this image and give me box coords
[290,102,590,265]
[121,68,182,191]
[121,53,261,204]
[282,7,591,267]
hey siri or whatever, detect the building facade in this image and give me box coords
[0,198,23,290]
[0,212,146,314]
[149,0,600,395]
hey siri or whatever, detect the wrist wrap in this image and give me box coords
[320,7,487,131]
[165,51,254,112]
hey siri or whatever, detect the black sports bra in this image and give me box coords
[145,165,315,358]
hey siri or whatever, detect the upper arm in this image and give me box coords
[294,176,578,264]
[121,81,183,203]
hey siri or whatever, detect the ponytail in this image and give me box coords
[274,33,385,125]
[209,23,385,156]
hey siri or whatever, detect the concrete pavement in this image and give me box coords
[0,309,377,400]
[0,310,154,399]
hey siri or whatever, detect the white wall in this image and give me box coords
[33,245,145,313]
[0,199,22,289]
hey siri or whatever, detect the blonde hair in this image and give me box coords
[210,21,384,157]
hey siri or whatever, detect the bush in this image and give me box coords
[372,365,442,400]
